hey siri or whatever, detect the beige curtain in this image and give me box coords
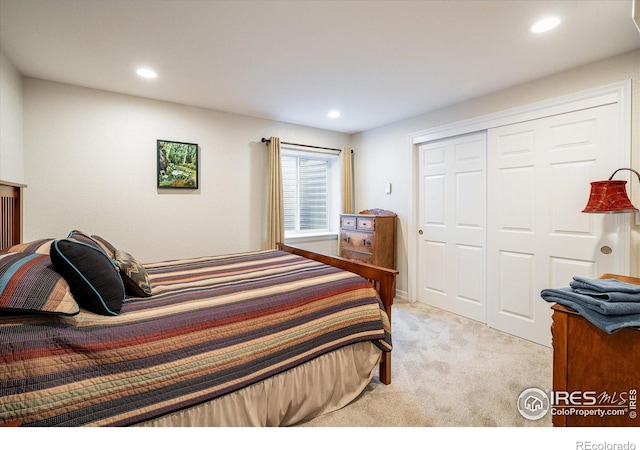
[341,147,354,214]
[267,137,285,249]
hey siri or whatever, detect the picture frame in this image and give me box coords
[157,139,199,189]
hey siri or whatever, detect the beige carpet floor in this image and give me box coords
[299,299,553,427]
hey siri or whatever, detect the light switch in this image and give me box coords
[385,183,392,194]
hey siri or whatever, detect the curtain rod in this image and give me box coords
[260,138,353,153]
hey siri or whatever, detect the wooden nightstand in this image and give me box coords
[551,273,640,427]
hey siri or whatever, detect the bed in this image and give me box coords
[0,180,396,427]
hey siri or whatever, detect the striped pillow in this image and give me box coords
[0,252,79,316]
[67,230,105,252]
[5,238,55,255]
[91,235,117,259]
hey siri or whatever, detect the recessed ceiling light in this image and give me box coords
[530,16,561,33]
[136,68,158,79]
[327,110,341,118]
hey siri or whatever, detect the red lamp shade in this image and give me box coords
[582,180,638,213]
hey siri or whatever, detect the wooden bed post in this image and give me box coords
[277,243,397,385]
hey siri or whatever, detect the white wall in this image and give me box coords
[352,49,640,297]
[15,50,640,297]
[0,51,24,183]
[23,78,350,262]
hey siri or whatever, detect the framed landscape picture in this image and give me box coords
[157,140,199,189]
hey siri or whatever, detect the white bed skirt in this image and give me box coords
[134,341,381,427]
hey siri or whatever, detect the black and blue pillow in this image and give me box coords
[50,232,125,316]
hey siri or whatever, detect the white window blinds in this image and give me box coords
[282,154,330,233]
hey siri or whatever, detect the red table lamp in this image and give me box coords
[582,168,640,213]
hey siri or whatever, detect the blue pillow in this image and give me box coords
[50,239,125,316]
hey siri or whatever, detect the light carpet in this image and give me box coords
[300,300,553,427]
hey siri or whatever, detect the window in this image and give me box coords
[281,149,339,236]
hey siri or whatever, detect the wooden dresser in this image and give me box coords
[551,273,639,427]
[338,209,396,269]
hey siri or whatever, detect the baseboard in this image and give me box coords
[394,288,409,302]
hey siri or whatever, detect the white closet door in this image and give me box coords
[417,132,487,322]
[487,103,625,346]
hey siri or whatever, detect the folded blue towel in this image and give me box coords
[569,288,640,303]
[542,287,640,315]
[541,288,640,334]
[570,276,640,295]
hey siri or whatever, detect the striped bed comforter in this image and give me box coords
[0,250,391,426]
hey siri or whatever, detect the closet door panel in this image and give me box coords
[418,132,487,322]
[487,104,623,346]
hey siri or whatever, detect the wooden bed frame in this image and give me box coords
[0,180,25,250]
[278,243,397,384]
[0,180,397,385]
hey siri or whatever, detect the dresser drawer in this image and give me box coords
[340,231,373,252]
[340,249,373,264]
[341,216,357,229]
[356,217,374,230]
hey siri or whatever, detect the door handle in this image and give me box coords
[600,246,612,255]
[418,230,423,235]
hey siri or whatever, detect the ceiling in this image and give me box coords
[1,1,639,134]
